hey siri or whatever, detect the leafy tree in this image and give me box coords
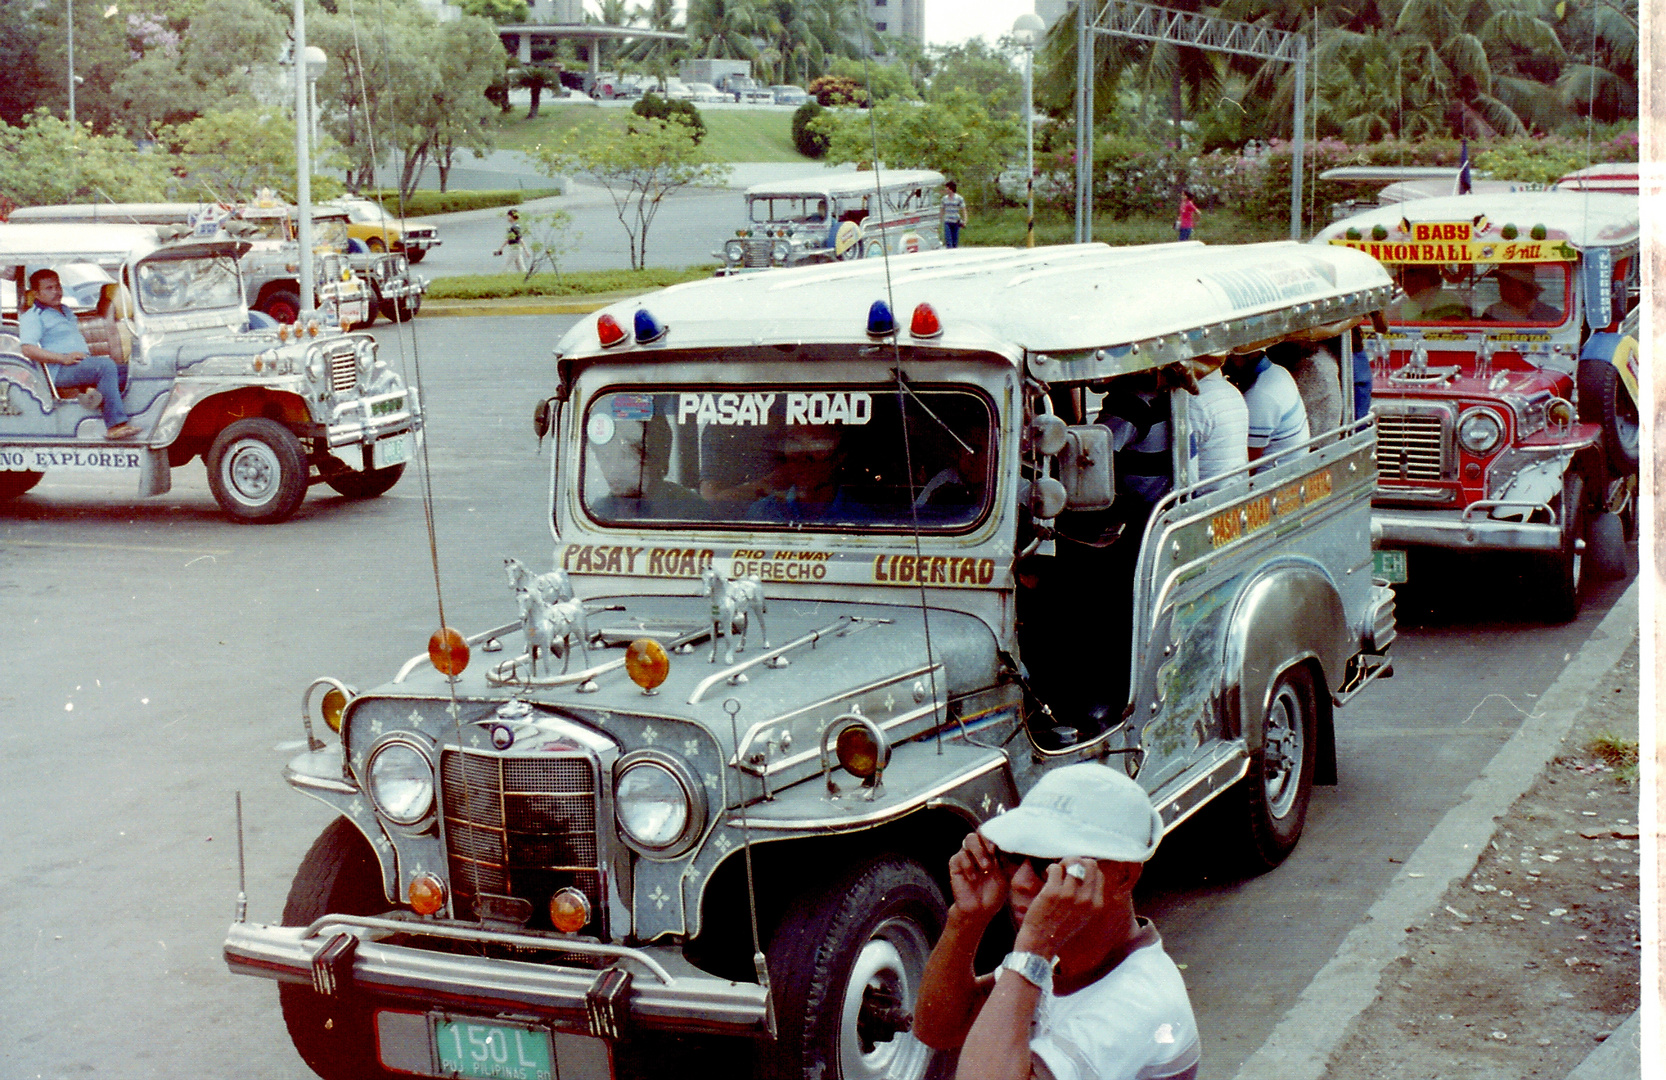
[828,56,918,101]
[458,0,532,22]
[528,116,731,269]
[687,0,763,61]
[112,0,286,131]
[519,208,580,280]
[791,99,827,156]
[27,0,134,133]
[159,108,316,202]
[815,88,1021,206]
[0,2,58,127]
[633,93,706,142]
[927,39,1022,117]
[0,109,172,205]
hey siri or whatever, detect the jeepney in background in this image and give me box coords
[226,242,1397,1080]
[716,169,944,273]
[0,222,422,522]
[1315,191,1640,621]
[327,196,442,263]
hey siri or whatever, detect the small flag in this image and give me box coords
[1456,139,1472,195]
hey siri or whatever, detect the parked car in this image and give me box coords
[0,222,421,521]
[1315,191,1641,620]
[657,78,694,100]
[327,196,442,263]
[226,241,1397,1079]
[684,81,727,103]
[771,84,809,106]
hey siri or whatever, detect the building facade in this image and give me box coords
[865,0,923,46]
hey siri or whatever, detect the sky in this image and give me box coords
[922,0,1043,48]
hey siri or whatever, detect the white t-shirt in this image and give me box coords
[1029,922,1202,1080]
[1241,361,1310,455]
[1188,371,1247,482]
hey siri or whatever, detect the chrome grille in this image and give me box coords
[743,238,772,268]
[328,350,358,395]
[440,750,602,930]
[1375,412,1446,482]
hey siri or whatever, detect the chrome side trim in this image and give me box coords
[1153,745,1250,832]
[732,754,1008,832]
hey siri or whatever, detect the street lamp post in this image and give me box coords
[1012,13,1045,249]
[304,46,327,157]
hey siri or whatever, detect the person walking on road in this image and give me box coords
[916,763,1202,1080]
[495,209,527,274]
[941,181,968,248]
[1175,190,1199,241]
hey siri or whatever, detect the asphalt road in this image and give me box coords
[0,313,1636,1080]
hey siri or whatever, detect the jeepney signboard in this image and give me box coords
[1329,219,1578,264]
[1,445,146,471]
[558,541,1006,589]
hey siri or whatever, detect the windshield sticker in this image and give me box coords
[675,391,872,427]
[610,393,656,421]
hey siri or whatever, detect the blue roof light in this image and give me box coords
[634,307,668,344]
[866,300,896,337]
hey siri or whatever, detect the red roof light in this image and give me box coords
[596,313,628,348]
[910,303,942,339]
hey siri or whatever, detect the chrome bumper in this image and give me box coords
[323,387,422,449]
[1373,504,1561,552]
[224,916,771,1037]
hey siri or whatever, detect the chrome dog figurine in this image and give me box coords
[701,569,767,665]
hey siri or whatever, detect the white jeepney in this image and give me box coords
[227,243,1397,1079]
[717,169,945,272]
[1315,190,1640,620]
[0,222,422,522]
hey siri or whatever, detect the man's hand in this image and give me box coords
[1013,858,1103,960]
[947,831,1009,927]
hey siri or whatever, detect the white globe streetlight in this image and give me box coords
[1012,13,1046,248]
[303,45,327,156]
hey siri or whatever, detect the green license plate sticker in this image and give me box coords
[433,1018,553,1080]
[1373,549,1408,584]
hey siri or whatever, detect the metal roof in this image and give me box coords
[558,242,1394,382]
[1313,191,1638,251]
[743,169,946,200]
[0,221,171,264]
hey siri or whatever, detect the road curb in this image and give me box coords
[1233,582,1641,1080]
[417,293,653,318]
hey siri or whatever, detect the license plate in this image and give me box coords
[372,433,410,468]
[434,1018,553,1080]
[1373,549,1408,583]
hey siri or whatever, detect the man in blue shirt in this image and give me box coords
[18,268,139,438]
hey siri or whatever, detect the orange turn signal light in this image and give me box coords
[409,872,446,916]
[549,887,592,933]
[321,687,350,732]
[836,724,882,778]
[625,638,670,693]
[429,627,470,677]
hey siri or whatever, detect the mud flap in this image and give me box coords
[138,447,171,496]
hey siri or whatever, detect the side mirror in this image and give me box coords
[1058,425,1114,510]
[533,396,558,443]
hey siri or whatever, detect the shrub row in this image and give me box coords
[361,188,563,216]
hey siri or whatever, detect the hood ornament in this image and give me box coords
[701,569,769,666]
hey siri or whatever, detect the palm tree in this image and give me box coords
[590,0,638,72]
[1550,0,1637,121]
[761,0,816,84]
[687,0,763,61]
[803,0,862,69]
[623,0,683,81]
[1391,0,1566,135]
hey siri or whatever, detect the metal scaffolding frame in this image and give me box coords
[1074,0,1310,243]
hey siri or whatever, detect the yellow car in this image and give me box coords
[328,197,441,262]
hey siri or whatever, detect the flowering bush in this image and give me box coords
[127,12,180,61]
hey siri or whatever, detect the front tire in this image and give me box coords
[1577,359,1639,475]
[0,470,44,501]
[1541,473,1586,623]
[760,856,945,1080]
[379,293,421,323]
[206,418,308,523]
[325,463,406,499]
[406,248,427,264]
[367,237,387,253]
[261,289,303,325]
[279,818,399,1080]
[1237,665,1318,872]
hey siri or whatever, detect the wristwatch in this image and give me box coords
[998,950,1054,992]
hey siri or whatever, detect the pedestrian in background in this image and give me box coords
[495,209,527,274]
[941,180,968,249]
[1175,190,1199,241]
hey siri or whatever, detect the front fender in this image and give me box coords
[283,744,400,902]
[1221,559,1346,753]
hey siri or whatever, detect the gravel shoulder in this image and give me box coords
[1324,641,1641,1078]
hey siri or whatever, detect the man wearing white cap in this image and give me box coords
[916,763,1200,1080]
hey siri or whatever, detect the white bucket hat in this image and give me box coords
[980,763,1165,864]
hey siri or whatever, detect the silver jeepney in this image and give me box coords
[717,168,945,272]
[227,243,1396,1078]
[0,222,421,522]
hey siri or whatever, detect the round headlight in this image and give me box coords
[356,338,377,377]
[304,346,323,382]
[367,740,434,825]
[724,240,746,263]
[615,755,702,856]
[1457,408,1505,456]
[772,240,791,264]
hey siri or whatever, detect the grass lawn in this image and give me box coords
[968,205,1293,248]
[427,265,719,299]
[490,103,809,164]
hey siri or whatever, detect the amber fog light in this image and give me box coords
[321,687,351,732]
[836,724,885,778]
[625,638,669,694]
[549,887,592,933]
[429,627,469,677]
[409,872,445,915]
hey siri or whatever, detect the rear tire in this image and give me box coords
[261,289,303,325]
[0,470,44,501]
[278,818,399,1080]
[206,418,308,523]
[325,463,405,499]
[1577,359,1639,475]
[367,237,387,253]
[1541,473,1586,623]
[759,855,945,1080]
[379,294,421,323]
[1237,665,1318,873]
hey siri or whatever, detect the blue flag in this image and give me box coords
[1456,139,1472,195]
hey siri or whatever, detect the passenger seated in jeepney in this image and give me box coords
[586,409,703,521]
[1225,349,1310,461]
[744,426,872,523]
[1482,263,1563,323]
[913,402,991,514]
[1393,264,1471,321]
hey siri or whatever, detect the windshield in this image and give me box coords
[312,218,349,252]
[749,196,831,225]
[581,385,994,532]
[134,254,242,313]
[1387,262,1571,327]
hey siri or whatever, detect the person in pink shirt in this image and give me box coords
[1175,191,1199,241]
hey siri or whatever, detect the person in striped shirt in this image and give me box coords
[941,180,968,248]
[1226,352,1310,460]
